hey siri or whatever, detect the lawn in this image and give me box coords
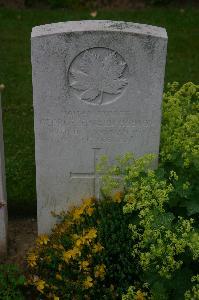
[0,7,198,216]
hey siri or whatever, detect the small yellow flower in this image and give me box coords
[27,252,38,268]
[54,295,59,300]
[94,264,106,279]
[63,247,80,262]
[36,234,49,246]
[75,236,84,249]
[56,273,62,280]
[83,276,93,289]
[35,279,45,293]
[82,197,94,208]
[71,207,84,220]
[113,191,123,203]
[72,233,79,240]
[85,228,97,241]
[86,206,94,216]
[92,242,104,253]
[135,290,146,300]
[79,260,90,271]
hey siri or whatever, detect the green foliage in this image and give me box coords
[47,0,81,8]
[0,264,25,300]
[160,82,199,216]
[184,275,199,300]
[24,0,178,8]
[99,152,199,299]
[25,0,94,9]
[26,196,136,299]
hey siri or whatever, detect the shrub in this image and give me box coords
[160,82,199,217]
[99,153,199,299]
[0,264,25,300]
[27,195,137,299]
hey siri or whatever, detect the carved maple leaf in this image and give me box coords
[70,51,128,104]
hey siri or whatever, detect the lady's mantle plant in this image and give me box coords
[98,151,199,299]
[160,82,199,216]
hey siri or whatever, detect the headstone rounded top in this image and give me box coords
[31,20,167,39]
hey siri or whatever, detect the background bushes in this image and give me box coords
[0,0,186,9]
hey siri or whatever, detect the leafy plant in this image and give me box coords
[184,275,199,300]
[98,152,199,299]
[160,82,199,216]
[0,264,25,300]
[26,195,136,299]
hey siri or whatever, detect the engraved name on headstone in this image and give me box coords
[31,20,167,234]
[0,85,7,257]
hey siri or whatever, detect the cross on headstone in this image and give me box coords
[70,148,101,198]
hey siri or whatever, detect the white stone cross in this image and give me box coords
[70,148,101,198]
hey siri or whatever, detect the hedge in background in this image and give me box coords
[24,0,175,8]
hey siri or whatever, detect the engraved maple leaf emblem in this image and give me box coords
[70,51,128,104]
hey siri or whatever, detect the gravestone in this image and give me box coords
[0,84,7,257]
[31,20,167,234]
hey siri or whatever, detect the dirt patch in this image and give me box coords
[1,218,37,270]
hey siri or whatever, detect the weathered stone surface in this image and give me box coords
[0,86,7,257]
[31,20,167,234]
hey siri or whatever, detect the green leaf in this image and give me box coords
[184,198,199,216]
[151,211,175,229]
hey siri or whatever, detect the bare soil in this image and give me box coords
[1,218,37,270]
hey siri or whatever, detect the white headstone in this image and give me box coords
[0,85,7,257]
[31,20,167,234]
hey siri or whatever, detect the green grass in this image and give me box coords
[0,7,198,216]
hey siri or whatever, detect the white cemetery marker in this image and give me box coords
[0,84,7,257]
[31,21,168,234]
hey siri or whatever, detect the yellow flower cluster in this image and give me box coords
[112,191,123,203]
[36,234,49,246]
[63,247,80,263]
[92,242,104,253]
[79,260,90,271]
[27,196,109,297]
[135,290,146,300]
[83,276,93,289]
[27,252,38,268]
[62,228,98,263]
[53,220,73,235]
[70,197,95,221]
[94,264,106,279]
